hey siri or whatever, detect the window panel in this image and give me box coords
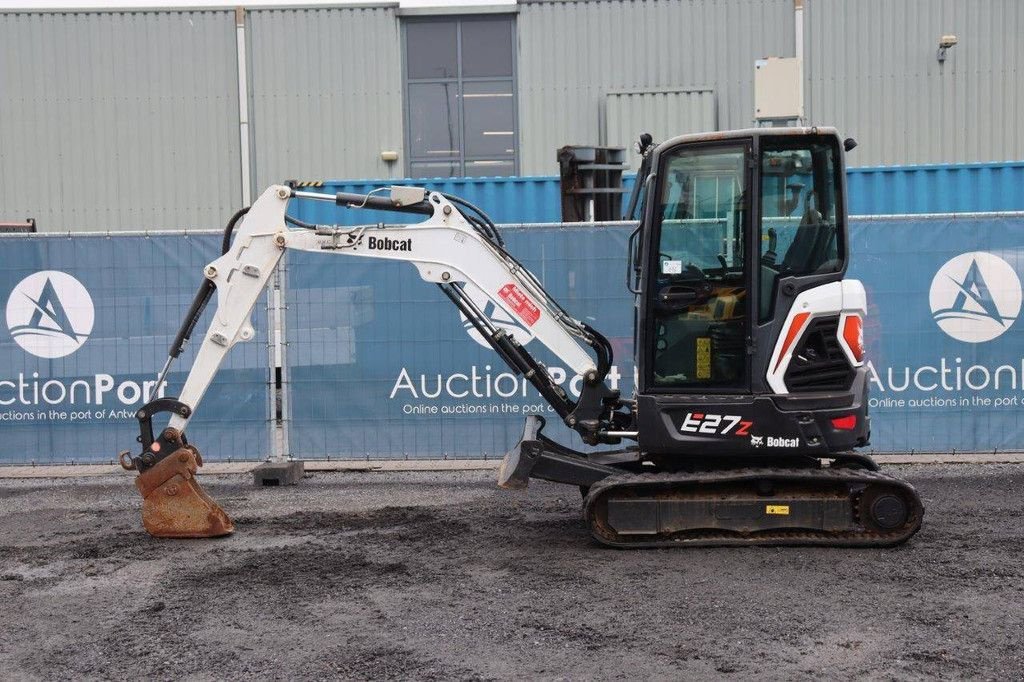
[404,16,517,176]
[759,139,844,320]
[461,18,514,78]
[463,81,516,158]
[407,82,460,159]
[651,144,749,389]
[406,22,458,79]
[410,161,459,178]
[465,160,515,177]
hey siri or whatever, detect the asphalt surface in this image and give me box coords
[1,463,1022,680]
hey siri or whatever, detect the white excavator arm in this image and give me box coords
[121,184,629,537]
[165,184,600,435]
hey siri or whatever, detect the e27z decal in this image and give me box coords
[679,413,754,437]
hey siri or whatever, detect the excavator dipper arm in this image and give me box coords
[122,185,629,537]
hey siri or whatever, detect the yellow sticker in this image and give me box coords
[696,337,711,379]
[766,505,790,515]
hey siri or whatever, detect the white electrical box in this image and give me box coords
[754,57,803,121]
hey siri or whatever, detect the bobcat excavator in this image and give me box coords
[120,127,924,547]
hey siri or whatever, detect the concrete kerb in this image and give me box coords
[0,459,502,479]
[1,453,1024,479]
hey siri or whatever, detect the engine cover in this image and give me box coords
[636,370,871,458]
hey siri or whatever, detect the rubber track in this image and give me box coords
[582,466,924,549]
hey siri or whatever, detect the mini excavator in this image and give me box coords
[120,127,923,547]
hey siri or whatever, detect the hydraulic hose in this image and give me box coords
[581,322,613,381]
[441,193,504,246]
[221,206,250,254]
[167,206,249,359]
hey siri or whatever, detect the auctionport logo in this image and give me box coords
[5,271,95,359]
[929,252,1021,343]
[458,283,535,348]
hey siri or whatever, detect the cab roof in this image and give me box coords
[656,126,841,154]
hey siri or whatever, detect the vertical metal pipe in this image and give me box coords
[276,263,291,461]
[265,264,290,462]
[794,0,805,124]
[235,6,252,206]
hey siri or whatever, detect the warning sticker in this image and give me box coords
[498,283,541,327]
[696,337,711,379]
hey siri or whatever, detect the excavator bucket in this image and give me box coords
[132,446,234,538]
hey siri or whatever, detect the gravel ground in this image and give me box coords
[1,463,1022,681]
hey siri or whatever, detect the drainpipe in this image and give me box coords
[235,6,252,206]
[794,0,805,124]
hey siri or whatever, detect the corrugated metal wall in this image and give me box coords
[515,0,795,175]
[605,89,717,167]
[0,11,242,232]
[3,1,1023,232]
[804,0,1024,166]
[247,7,404,190]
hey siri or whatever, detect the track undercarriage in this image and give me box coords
[500,416,924,548]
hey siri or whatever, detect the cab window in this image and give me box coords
[759,139,844,320]
[649,144,748,389]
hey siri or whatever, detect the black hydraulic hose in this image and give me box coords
[221,206,250,254]
[441,193,504,246]
[168,280,214,359]
[285,214,317,229]
[581,322,613,381]
[167,207,249,359]
[461,213,485,237]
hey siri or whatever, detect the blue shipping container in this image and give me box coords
[290,162,1024,227]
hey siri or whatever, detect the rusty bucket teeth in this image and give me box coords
[134,446,234,538]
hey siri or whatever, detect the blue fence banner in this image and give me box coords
[284,214,1024,458]
[3,213,1024,463]
[0,233,269,464]
[850,215,1024,452]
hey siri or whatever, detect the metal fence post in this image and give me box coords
[265,256,290,461]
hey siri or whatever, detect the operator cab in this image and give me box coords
[629,128,850,396]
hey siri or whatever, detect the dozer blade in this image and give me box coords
[497,415,546,489]
[498,415,622,490]
[133,446,234,538]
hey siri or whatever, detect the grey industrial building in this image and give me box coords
[1,0,1022,231]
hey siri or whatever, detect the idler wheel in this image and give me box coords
[868,493,909,530]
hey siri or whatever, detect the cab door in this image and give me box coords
[638,141,752,393]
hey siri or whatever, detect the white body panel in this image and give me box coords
[765,279,867,395]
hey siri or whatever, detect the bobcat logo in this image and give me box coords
[5,271,95,359]
[750,435,764,448]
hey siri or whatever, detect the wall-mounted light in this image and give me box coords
[937,34,958,63]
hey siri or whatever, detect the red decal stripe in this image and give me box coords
[774,312,811,372]
[842,314,864,362]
